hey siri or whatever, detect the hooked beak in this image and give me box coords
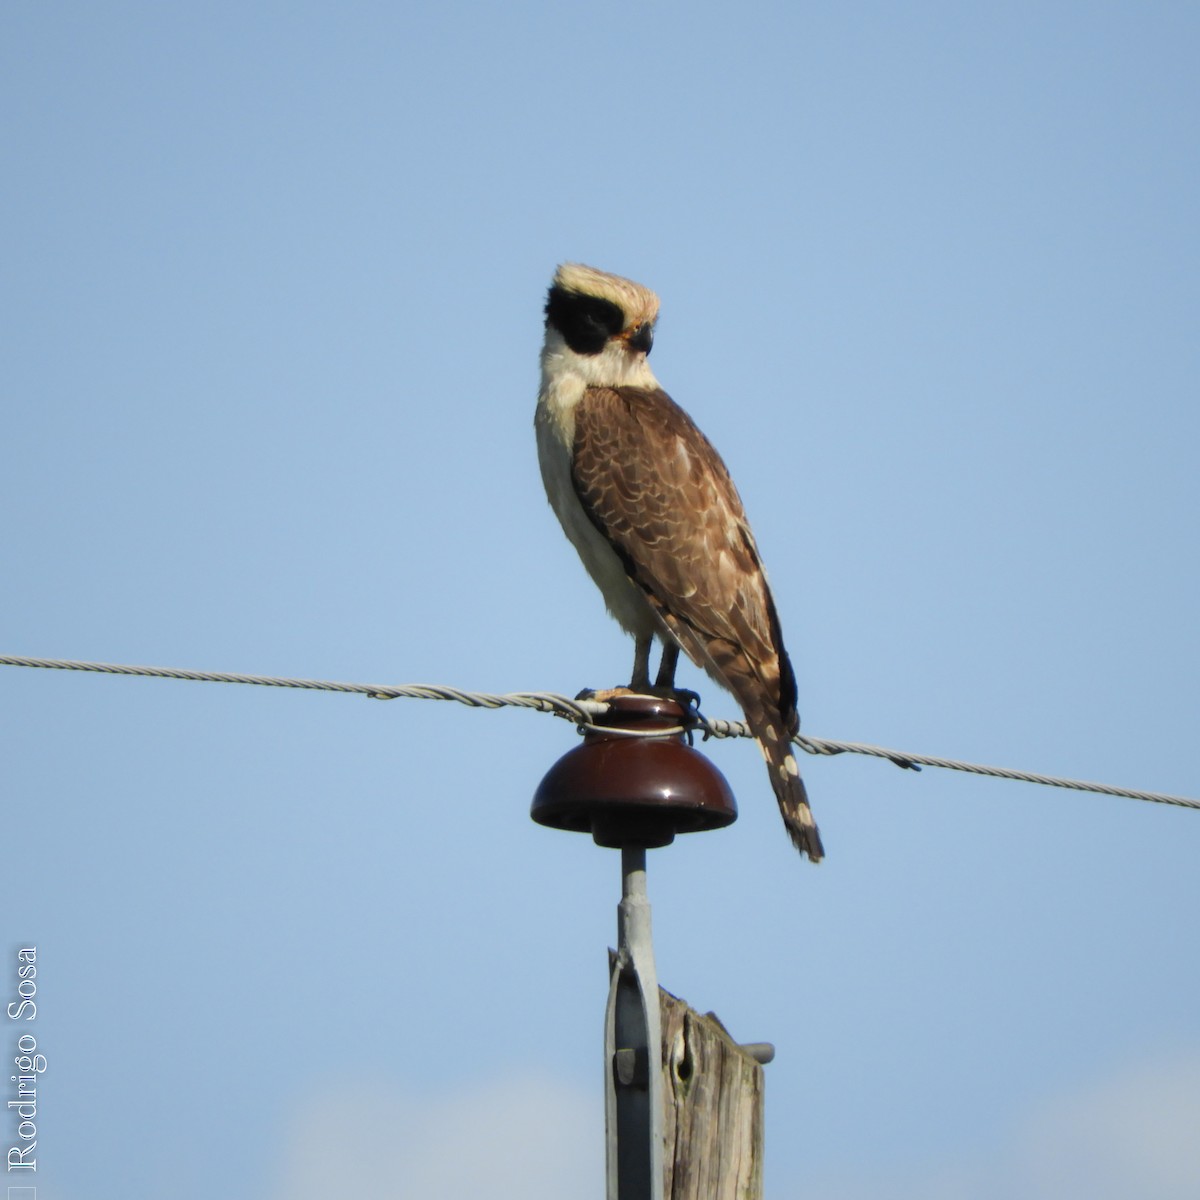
[624,322,654,356]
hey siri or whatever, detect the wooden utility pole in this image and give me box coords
[533,694,770,1200]
[660,987,766,1200]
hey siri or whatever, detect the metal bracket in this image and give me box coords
[604,845,664,1200]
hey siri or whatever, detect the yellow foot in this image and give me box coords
[575,685,640,702]
[575,684,702,712]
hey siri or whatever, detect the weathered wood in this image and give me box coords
[660,986,765,1200]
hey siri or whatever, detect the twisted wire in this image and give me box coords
[2,654,1195,812]
[0,654,605,723]
[701,716,1199,811]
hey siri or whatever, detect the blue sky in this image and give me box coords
[4,3,1199,1197]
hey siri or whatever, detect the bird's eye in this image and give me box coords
[545,287,625,355]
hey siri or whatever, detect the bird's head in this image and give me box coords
[542,263,660,389]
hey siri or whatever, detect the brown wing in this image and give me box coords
[571,385,798,726]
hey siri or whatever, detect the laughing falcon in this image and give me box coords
[535,263,823,861]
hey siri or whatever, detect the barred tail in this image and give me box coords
[749,715,824,863]
[659,620,824,861]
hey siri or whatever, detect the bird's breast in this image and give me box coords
[535,380,657,639]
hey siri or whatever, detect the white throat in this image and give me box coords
[539,327,660,396]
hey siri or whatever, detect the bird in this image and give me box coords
[534,263,823,861]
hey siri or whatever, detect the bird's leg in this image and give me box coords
[577,635,655,704]
[652,639,701,714]
[585,637,699,714]
[654,641,679,689]
[629,634,653,692]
